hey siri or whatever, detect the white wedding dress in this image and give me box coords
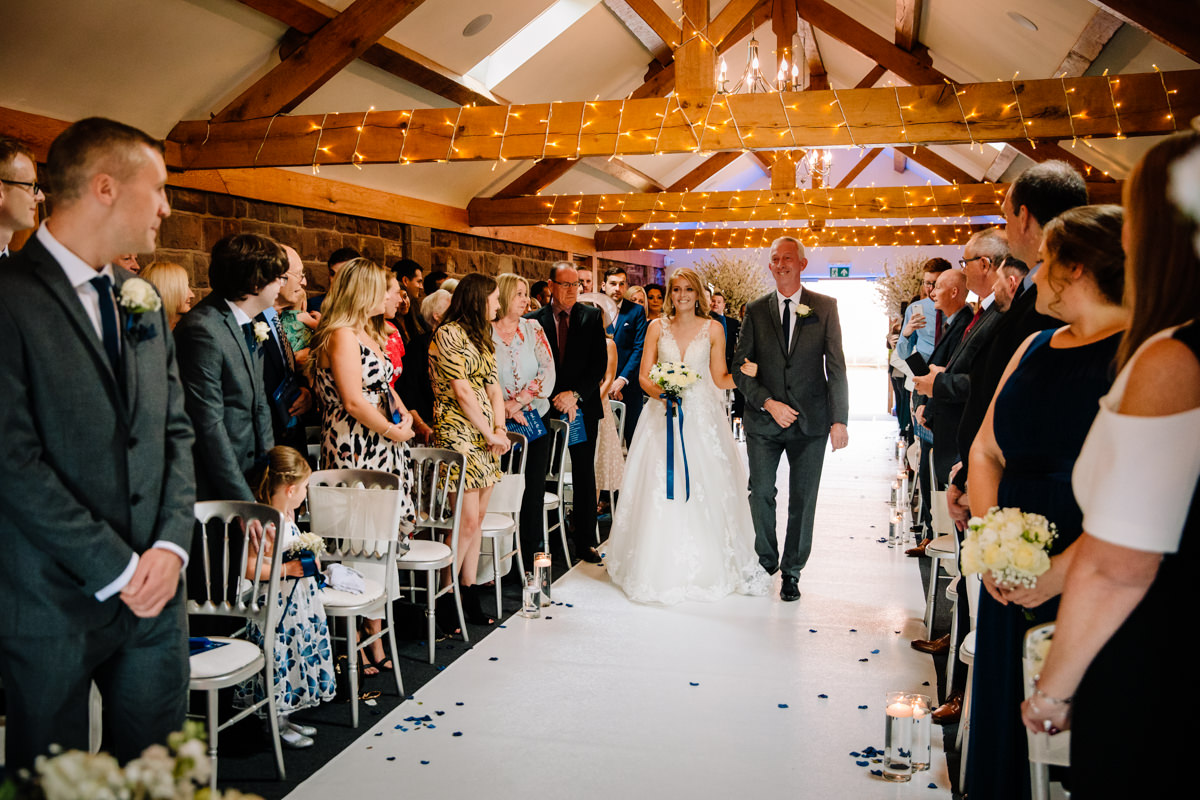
[604,321,771,604]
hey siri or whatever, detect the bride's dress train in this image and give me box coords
[604,322,770,604]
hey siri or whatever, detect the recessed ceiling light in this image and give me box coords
[463,14,492,37]
[1006,11,1038,32]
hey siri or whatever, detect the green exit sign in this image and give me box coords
[829,265,851,278]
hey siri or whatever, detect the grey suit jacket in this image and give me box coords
[733,287,849,437]
[0,236,196,636]
[175,293,274,501]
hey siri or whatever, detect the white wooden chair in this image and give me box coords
[480,431,528,617]
[188,501,288,792]
[398,448,467,664]
[307,468,405,727]
[1023,623,1069,800]
[542,419,572,560]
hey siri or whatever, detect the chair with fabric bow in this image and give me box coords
[307,468,405,728]
[187,501,288,792]
[480,431,528,616]
[397,448,467,664]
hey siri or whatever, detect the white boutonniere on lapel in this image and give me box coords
[118,277,161,342]
[795,303,814,319]
[253,321,271,344]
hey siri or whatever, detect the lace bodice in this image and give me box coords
[659,320,712,385]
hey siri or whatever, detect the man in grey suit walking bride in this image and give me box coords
[733,237,849,601]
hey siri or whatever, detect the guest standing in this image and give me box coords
[645,283,665,320]
[309,257,416,673]
[140,261,194,330]
[964,205,1128,800]
[256,245,314,452]
[492,273,556,557]
[0,117,194,769]
[603,266,647,446]
[430,273,511,624]
[1020,132,1200,798]
[397,289,451,445]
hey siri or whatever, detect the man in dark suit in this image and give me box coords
[527,262,608,564]
[0,136,44,259]
[176,233,285,501]
[733,237,849,601]
[913,228,1008,485]
[257,243,314,452]
[0,118,195,768]
[602,265,647,445]
[710,289,743,417]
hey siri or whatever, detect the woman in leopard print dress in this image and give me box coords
[309,258,416,674]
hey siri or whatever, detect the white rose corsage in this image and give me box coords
[253,321,271,344]
[794,303,814,319]
[118,277,162,314]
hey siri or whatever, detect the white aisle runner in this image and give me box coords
[286,421,951,799]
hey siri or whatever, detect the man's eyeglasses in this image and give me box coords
[922,280,937,288]
[1,178,41,196]
[551,279,582,288]
[958,256,985,269]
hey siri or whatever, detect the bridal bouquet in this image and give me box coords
[649,360,701,398]
[961,506,1057,588]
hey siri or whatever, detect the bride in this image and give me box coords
[604,268,770,604]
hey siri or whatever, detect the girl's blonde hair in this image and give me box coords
[663,267,710,319]
[140,261,191,323]
[308,258,389,375]
[255,446,312,503]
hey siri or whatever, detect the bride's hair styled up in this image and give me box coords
[663,267,710,319]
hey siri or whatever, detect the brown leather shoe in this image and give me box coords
[910,633,950,654]
[931,691,963,725]
[905,541,929,557]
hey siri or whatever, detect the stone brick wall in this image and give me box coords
[148,186,657,294]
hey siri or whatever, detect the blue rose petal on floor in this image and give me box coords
[456,701,464,706]
[817,693,828,698]
[421,760,430,765]
[437,665,445,670]
[928,783,938,789]
[870,769,882,777]
[452,731,463,737]
[386,757,395,761]
[546,616,553,619]
[778,703,788,708]
[488,657,499,661]
[850,752,860,757]
[689,682,699,686]
[871,649,880,654]
[435,710,445,716]
[858,705,868,709]
[849,628,857,632]
[566,603,574,607]
[859,658,868,662]
[856,761,869,767]
[498,625,507,629]
[809,629,818,633]
[922,681,930,686]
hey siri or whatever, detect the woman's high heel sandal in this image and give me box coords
[460,584,495,626]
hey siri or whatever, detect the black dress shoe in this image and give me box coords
[780,575,801,602]
[578,546,603,564]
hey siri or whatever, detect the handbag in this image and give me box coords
[506,407,548,442]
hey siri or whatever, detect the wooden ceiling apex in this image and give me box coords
[595,223,992,251]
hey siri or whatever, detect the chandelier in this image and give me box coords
[717,35,773,94]
[800,148,834,184]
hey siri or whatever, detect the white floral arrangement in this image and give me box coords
[5,722,261,800]
[118,277,162,315]
[690,252,773,319]
[649,360,701,398]
[288,531,327,557]
[795,303,813,319]
[961,506,1058,589]
[1168,141,1200,257]
[252,321,270,344]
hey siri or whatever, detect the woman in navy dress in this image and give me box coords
[965,205,1128,799]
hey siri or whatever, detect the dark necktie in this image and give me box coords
[242,321,258,353]
[781,298,792,347]
[934,309,944,346]
[270,313,295,372]
[557,310,569,360]
[964,306,983,336]
[90,275,121,373]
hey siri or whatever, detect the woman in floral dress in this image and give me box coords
[309,258,416,674]
[430,273,510,625]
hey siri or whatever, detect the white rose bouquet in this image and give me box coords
[288,531,327,558]
[961,506,1057,589]
[648,360,701,399]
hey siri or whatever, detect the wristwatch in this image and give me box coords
[572,390,582,403]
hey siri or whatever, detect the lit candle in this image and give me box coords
[886,700,914,718]
[718,57,727,83]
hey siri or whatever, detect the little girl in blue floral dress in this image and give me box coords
[235,446,336,749]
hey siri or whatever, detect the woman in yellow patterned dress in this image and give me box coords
[430,273,510,626]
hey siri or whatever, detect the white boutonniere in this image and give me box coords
[253,321,271,344]
[795,303,814,319]
[118,278,162,314]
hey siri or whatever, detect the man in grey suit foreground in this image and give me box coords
[0,118,195,768]
[734,237,849,601]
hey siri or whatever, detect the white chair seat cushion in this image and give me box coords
[543,492,559,507]
[926,534,956,557]
[397,539,453,566]
[320,578,386,611]
[482,512,516,535]
[189,638,263,681]
[960,630,976,663]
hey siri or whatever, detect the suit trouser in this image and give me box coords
[0,596,189,769]
[567,414,600,553]
[620,391,643,448]
[746,424,828,578]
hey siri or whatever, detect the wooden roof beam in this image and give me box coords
[802,21,829,90]
[467,183,1122,227]
[214,0,424,123]
[1056,8,1124,78]
[235,0,502,108]
[171,69,1200,169]
[835,147,883,188]
[618,0,683,50]
[591,157,667,192]
[493,159,580,198]
[595,223,993,251]
[895,0,924,52]
[893,146,977,186]
[604,0,673,65]
[1091,1,1200,63]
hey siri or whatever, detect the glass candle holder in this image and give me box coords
[909,693,932,771]
[883,691,914,782]
[534,552,552,607]
[520,572,541,618]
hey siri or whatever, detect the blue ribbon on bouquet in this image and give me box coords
[664,393,691,501]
